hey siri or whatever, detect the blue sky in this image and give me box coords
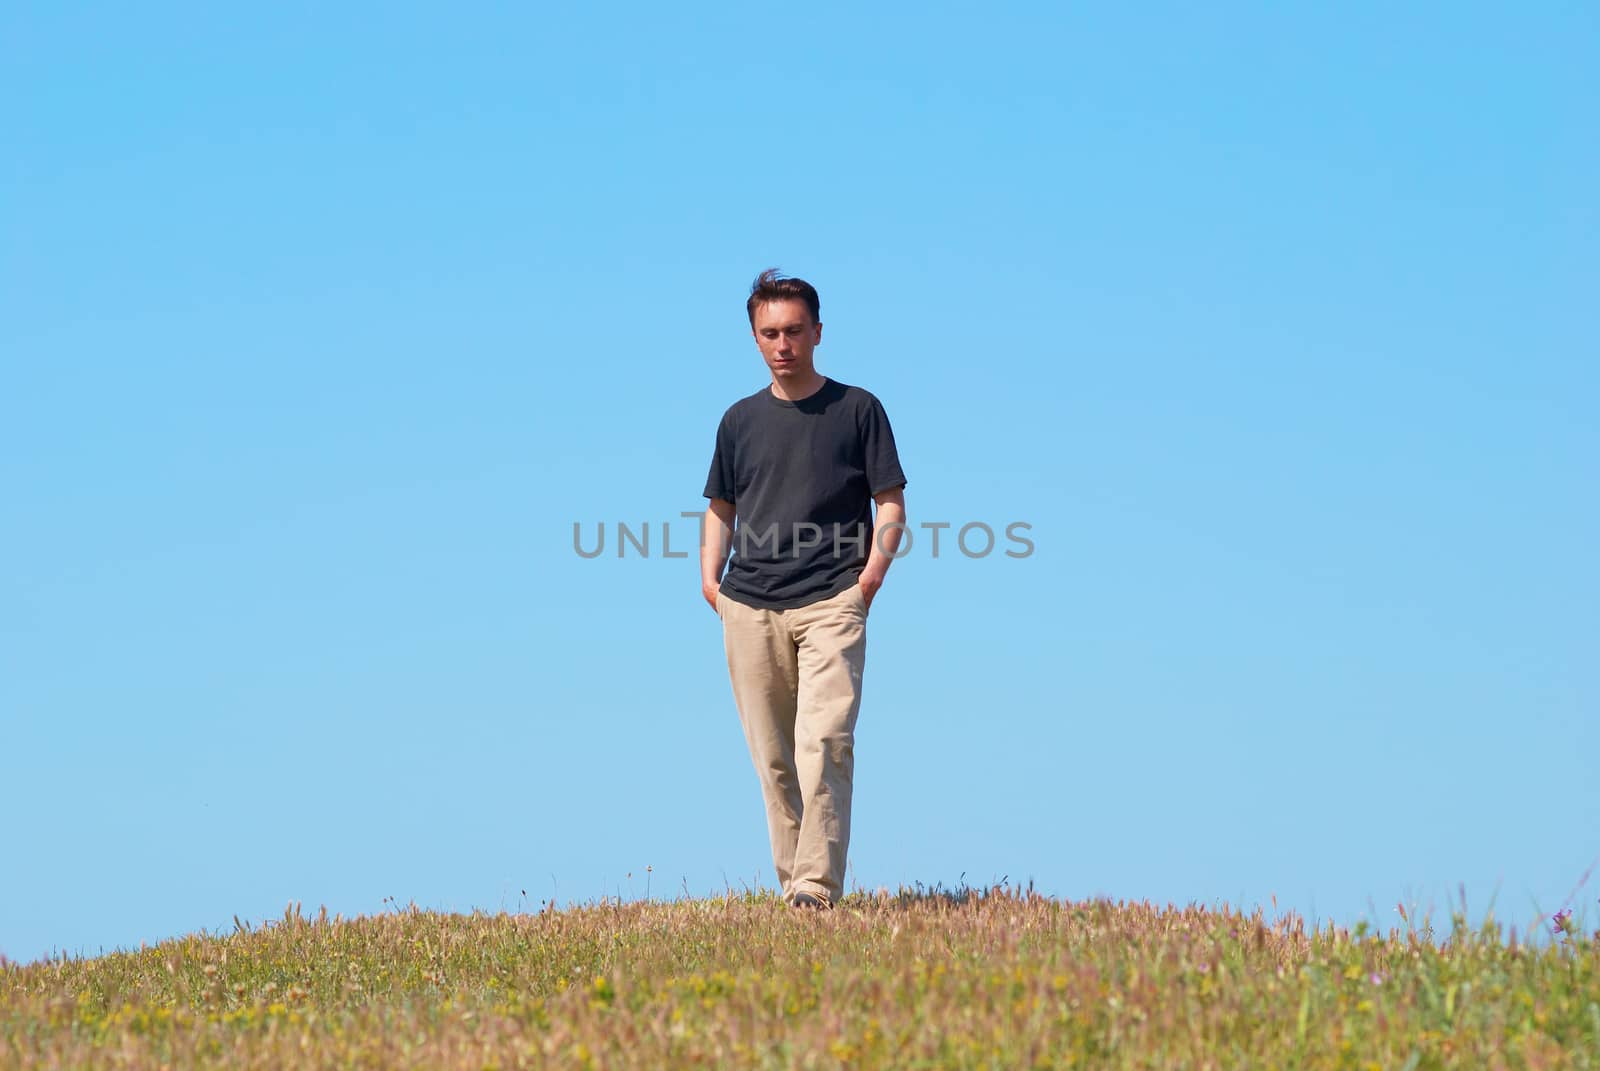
[3,2,1594,964]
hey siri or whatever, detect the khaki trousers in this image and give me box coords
[717,583,868,905]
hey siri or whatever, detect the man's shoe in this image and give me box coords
[790,892,832,910]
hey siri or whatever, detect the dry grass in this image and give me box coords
[3,884,1596,1069]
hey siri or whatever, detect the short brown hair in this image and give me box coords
[746,268,820,326]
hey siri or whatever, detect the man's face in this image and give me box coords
[751,299,822,382]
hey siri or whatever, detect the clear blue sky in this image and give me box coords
[3,3,1594,965]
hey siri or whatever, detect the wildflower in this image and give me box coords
[1550,909,1572,936]
[1369,972,1385,985]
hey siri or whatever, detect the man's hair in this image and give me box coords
[746,268,820,326]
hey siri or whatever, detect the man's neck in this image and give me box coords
[769,372,828,402]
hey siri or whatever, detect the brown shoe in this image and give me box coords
[790,892,832,910]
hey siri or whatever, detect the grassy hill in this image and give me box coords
[3,885,1595,1068]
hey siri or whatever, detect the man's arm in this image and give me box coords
[859,486,906,609]
[701,497,735,612]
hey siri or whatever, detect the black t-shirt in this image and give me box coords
[703,378,907,610]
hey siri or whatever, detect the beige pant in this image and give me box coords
[717,583,868,905]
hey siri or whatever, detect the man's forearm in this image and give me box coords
[865,500,906,579]
[860,489,906,604]
[701,502,735,598]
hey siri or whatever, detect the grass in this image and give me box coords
[3,883,1597,1069]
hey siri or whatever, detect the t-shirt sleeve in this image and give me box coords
[702,411,737,502]
[862,394,907,495]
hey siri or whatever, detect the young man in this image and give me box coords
[701,269,907,910]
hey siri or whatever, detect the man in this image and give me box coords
[701,268,907,911]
